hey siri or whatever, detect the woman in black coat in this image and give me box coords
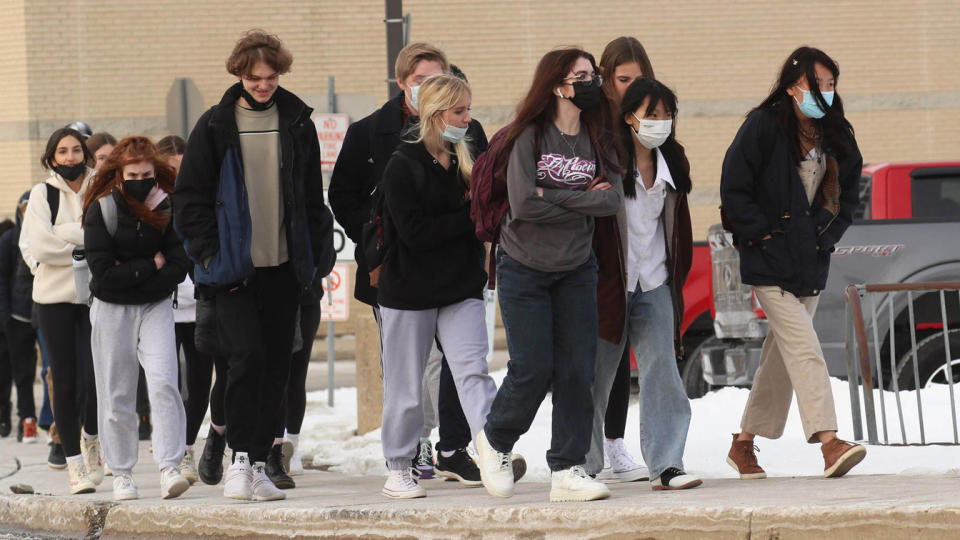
[721,46,865,480]
[83,136,191,501]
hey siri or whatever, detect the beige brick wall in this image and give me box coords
[1,0,958,236]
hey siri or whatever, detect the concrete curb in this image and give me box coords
[5,494,960,539]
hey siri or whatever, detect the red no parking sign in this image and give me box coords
[321,263,350,322]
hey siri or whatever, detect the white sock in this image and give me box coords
[273,437,283,446]
[185,445,193,452]
[81,430,97,441]
[66,454,83,464]
[284,431,299,448]
[211,423,225,436]
[440,450,455,458]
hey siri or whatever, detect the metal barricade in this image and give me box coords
[844,282,960,445]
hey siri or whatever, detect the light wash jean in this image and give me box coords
[585,283,690,479]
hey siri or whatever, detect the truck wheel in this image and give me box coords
[681,338,717,399]
[896,329,960,390]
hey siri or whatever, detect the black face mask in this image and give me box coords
[123,177,156,202]
[53,163,86,182]
[240,87,275,111]
[569,81,602,112]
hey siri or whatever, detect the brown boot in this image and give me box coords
[822,438,866,478]
[726,434,766,479]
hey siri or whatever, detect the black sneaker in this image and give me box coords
[47,442,66,470]
[435,447,482,486]
[265,444,295,489]
[198,426,226,485]
[138,414,152,441]
[0,402,10,438]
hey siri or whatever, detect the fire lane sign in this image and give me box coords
[313,113,350,172]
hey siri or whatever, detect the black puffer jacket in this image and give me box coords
[377,142,486,310]
[0,193,33,321]
[84,190,190,305]
[329,92,488,306]
[720,109,862,297]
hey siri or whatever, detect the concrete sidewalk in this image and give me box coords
[2,437,960,539]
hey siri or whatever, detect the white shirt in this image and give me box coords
[625,148,674,293]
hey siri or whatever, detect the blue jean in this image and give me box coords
[484,249,598,471]
[585,284,690,479]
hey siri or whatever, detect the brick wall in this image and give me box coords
[1,0,957,234]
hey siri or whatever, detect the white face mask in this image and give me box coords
[631,114,672,149]
[442,120,468,144]
[409,85,421,112]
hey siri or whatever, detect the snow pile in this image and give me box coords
[299,370,960,481]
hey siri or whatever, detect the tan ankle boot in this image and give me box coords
[726,433,767,479]
[822,438,866,478]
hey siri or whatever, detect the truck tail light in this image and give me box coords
[752,289,766,319]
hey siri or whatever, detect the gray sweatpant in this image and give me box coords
[380,298,497,470]
[421,341,442,438]
[91,298,186,475]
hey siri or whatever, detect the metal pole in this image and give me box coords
[939,290,958,443]
[870,294,889,444]
[906,291,926,444]
[327,276,335,407]
[384,0,404,97]
[844,295,863,440]
[327,76,336,114]
[889,294,908,444]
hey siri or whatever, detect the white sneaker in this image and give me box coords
[598,438,649,483]
[251,461,286,501]
[550,465,611,502]
[113,474,138,501]
[223,452,253,500]
[281,439,304,476]
[474,429,515,498]
[381,468,426,499]
[80,435,105,486]
[651,467,702,491]
[161,466,190,499]
[67,460,96,495]
[179,449,199,485]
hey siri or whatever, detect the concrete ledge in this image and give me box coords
[4,472,960,539]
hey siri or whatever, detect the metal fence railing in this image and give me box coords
[844,282,960,445]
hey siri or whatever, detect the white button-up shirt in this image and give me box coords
[625,148,674,293]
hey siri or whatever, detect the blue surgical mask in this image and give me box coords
[793,87,835,119]
[410,85,421,112]
[442,121,468,144]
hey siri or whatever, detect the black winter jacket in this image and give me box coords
[377,142,486,310]
[329,92,488,306]
[173,83,335,297]
[0,229,32,322]
[720,109,862,297]
[84,191,190,305]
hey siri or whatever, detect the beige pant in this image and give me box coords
[740,286,838,443]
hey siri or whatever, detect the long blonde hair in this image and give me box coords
[415,73,474,184]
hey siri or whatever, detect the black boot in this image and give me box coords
[266,444,295,489]
[198,426,226,485]
[47,442,66,469]
[0,402,10,438]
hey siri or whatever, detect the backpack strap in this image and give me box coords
[45,184,59,225]
[98,195,118,237]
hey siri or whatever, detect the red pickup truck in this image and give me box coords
[654,160,960,397]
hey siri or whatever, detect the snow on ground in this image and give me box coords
[299,370,960,482]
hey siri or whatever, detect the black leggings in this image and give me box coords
[37,303,96,457]
[176,322,228,446]
[276,301,322,437]
[3,320,38,421]
[604,344,631,440]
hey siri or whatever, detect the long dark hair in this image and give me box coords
[499,47,620,176]
[599,36,656,105]
[752,46,853,160]
[619,78,691,198]
[40,128,93,170]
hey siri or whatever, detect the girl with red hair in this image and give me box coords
[82,136,192,501]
